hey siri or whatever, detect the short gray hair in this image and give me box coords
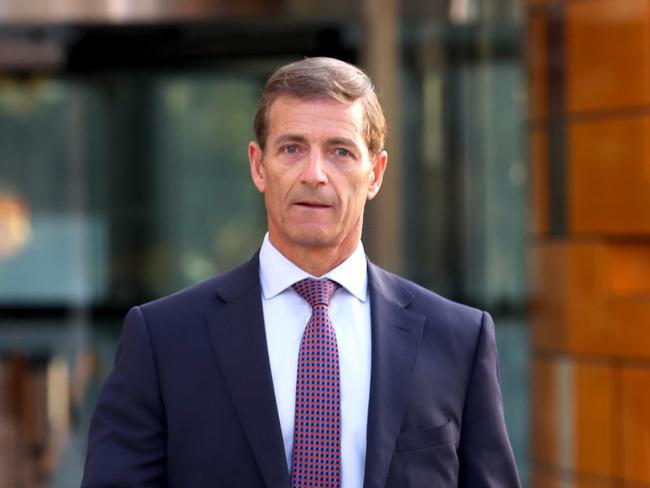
[253,57,387,156]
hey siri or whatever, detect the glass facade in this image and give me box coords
[0,4,528,486]
[1,72,266,304]
[401,17,528,483]
[0,70,269,485]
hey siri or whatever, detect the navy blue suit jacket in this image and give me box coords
[82,254,520,487]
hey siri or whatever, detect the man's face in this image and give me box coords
[248,96,387,259]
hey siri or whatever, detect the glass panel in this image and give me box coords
[0,73,265,306]
[402,15,528,485]
[0,70,266,486]
[0,12,530,486]
[0,79,108,305]
[150,74,265,296]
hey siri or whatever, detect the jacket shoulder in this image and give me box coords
[138,253,259,320]
[368,262,484,326]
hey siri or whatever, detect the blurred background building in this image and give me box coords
[0,0,645,487]
[529,0,650,486]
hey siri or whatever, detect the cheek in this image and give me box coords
[263,173,281,195]
[264,175,292,208]
[341,182,369,213]
[349,176,369,198]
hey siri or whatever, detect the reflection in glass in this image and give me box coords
[0,191,32,260]
[0,71,266,487]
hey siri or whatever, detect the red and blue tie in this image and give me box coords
[291,278,341,488]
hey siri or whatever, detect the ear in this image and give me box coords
[367,150,388,200]
[249,141,266,193]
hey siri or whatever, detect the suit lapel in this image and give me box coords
[206,254,290,488]
[363,263,425,488]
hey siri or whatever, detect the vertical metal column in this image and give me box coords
[361,0,403,273]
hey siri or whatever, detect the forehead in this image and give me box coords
[266,96,365,144]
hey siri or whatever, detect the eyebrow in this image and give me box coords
[271,134,309,147]
[270,134,362,155]
[326,137,359,149]
[272,134,359,148]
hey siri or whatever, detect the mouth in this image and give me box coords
[294,200,332,209]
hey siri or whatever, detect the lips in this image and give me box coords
[294,200,332,208]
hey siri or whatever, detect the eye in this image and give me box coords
[283,144,300,154]
[335,148,350,157]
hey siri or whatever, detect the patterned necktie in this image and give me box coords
[291,278,342,488]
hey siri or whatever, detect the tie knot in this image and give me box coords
[292,278,339,308]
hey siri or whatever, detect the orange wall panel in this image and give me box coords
[566,0,650,113]
[607,244,650,296]
[532,356,617,480]
[576,481,615,488]
[528,14,548,122]
[530,1,650,486]
[605,301,650,359]
[531,243,569,350]
[532,242,650,359]
[563,244,605,352]
[565,243,650,358]
[562,244,612,356]
[532,357,558,466]
[532,242,605,352]
[530,471,611,488]
[621,367,650,483]
[574,362,615,477]
[531,129,549,237]
[569,116,650,235]
[561,243,650,359]
[531,469,560,488]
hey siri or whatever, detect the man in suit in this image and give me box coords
[82,57,520,487]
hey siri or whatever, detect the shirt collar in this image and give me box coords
[259,233,368,302]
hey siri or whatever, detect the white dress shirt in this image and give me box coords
[259,233,371,488]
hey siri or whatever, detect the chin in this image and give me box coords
[287,227,338,248]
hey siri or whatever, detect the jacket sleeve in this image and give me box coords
[458,312,520,487]
[81,306,167,487]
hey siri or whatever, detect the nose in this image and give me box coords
[300,150,328,186]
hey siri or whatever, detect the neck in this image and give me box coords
[268,234,360,277]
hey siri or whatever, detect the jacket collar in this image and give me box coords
[363,262,425,488]
[208,254,425,488]
[208,253,290,488]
